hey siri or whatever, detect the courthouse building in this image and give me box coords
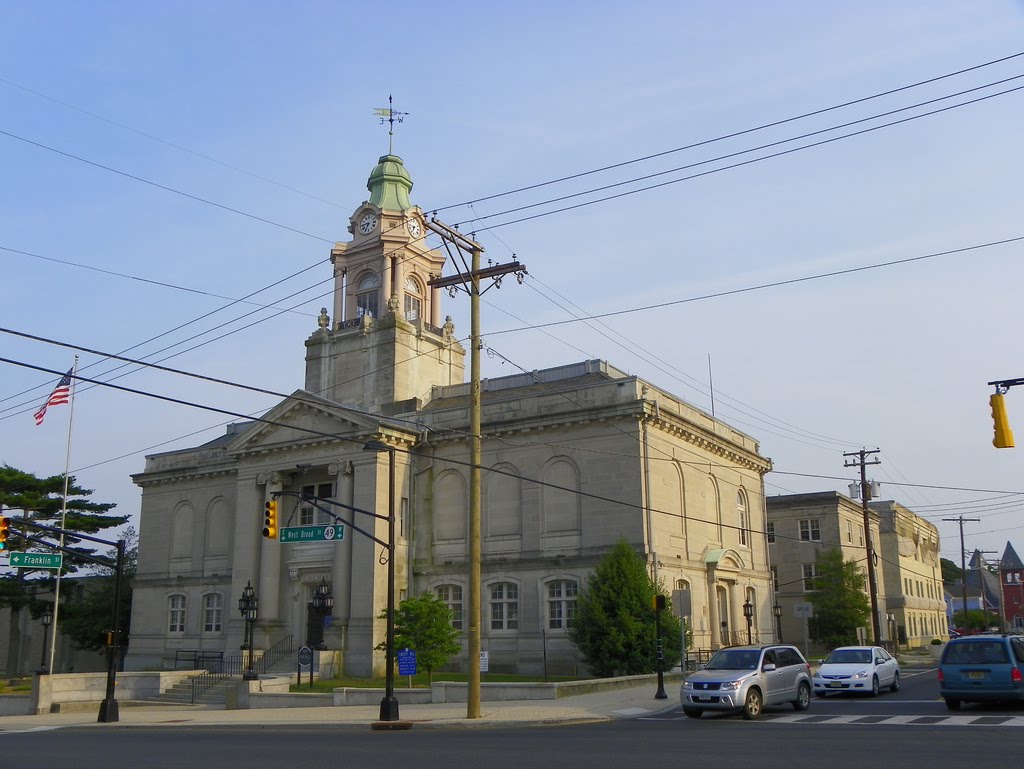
[125,153,774,676]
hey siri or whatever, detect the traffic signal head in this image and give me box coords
[262,500,278,539]
[0,516,9,551]
[990,392,1015,449]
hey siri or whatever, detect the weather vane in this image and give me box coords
[373,95,409,154]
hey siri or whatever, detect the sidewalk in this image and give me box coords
[0,682,681,731]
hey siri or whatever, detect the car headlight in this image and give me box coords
[720,680,741,691]
[682,680,694,689]
[849,670,868,680]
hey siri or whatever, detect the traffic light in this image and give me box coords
[0,516,9,551]
[990,392,1015,449]
[263,500,278,539]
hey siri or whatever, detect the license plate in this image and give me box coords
[968,671,984,680]
[697,695,713,701]
[828,682,842,688]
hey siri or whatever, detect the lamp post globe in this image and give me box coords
[743,597,754,644]
[312,577,333,651]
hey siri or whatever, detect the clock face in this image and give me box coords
[407,219,421,238]
[358,212,378,234]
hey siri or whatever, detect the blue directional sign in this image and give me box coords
[397,648,417,676]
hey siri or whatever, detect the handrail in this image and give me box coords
[188,635,294,702]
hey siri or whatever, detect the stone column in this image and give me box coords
[430,285,441,327]
[707,574,720,649]
[331,461,354,629]
[258,473,286,622]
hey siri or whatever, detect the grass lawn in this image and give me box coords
[290,672,579,694]
[0,678,33,694]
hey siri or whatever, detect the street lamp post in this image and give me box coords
[363,439,399,722]
[743,597,754,645]
[773,602,783,643]
[39,605,53,674]
[239,581,258,681]
[312,577,333,651]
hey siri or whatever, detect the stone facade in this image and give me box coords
[767,492,947,655]
[124,154,774,676]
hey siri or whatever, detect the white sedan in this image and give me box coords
[812,645,901,697]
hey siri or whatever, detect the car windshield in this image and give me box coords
[705,649,760,670]
[824,649,872,664]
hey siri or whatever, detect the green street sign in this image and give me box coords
[10,552,63,569]
[280,524,344,543]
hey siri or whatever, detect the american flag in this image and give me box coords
[33,368,73,426]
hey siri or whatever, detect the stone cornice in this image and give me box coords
[132,466,236,488]
[642,404,772,475]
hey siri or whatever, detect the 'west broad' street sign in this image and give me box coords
[280,525,344,543]
[10,552,63,569]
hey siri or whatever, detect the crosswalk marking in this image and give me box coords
[642,712,1024,727]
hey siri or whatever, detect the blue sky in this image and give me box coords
[3,1,1024,566]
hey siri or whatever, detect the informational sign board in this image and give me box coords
[298,646,314,667]
[397,648,417,676]
[479,650,489,672]
[280,525,344,543]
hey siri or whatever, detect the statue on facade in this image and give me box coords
[318,307,330,330]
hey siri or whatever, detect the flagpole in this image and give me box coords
[48,355,78,674]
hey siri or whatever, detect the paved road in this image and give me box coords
[650,664,1024,726]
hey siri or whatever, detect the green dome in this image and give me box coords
[366,154,413,211]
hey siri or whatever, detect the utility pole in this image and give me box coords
[942,515,980,627]
[844,449,882,644]
[426,219,526,720]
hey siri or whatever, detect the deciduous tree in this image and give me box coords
[807,548,871,649]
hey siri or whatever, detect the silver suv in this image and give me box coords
[681,644,813,719]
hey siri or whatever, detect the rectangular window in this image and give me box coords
[771,566,779,593]
[168,595,186,633]
[436,585,463,630]
[400,497,409,540]
[299,483,334,525]
[547,580,578,629]
[802,564,820,592]
[799,519,821,542]
[846,520,853,543]
[356,292,378,319]
[489,583,519,630]
[404,294,421,322]
[203,594,222,633]
[766,522,775,544]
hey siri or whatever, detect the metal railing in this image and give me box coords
[188,635,293,703]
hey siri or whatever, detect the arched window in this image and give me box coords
[489,582,519,630]
[435,584,464,630]
[356,272,380,318]
[737,490,749,547]
[202,593,223,633]
[168,595,187,634]
[546,579,578,629]
[403,276,423,322]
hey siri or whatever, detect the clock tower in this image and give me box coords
[304,154,465,413]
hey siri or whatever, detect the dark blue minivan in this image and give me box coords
[938,633,1024,710]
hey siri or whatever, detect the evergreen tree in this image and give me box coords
[568,539,683,677]
[376,592,461,684]
[941,558,963,586]
[807,548,871,650]
[0,464,125,674]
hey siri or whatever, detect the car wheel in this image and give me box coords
[814,690,827,699]
[793,682,811,711]
[890,672,900,693]
[944,697,961,711]
[683,708,703,719]
[742,688,763,720]
[870,675,880,697]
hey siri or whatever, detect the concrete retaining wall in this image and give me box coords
[28,670,200,715]
[0,695,33,716]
